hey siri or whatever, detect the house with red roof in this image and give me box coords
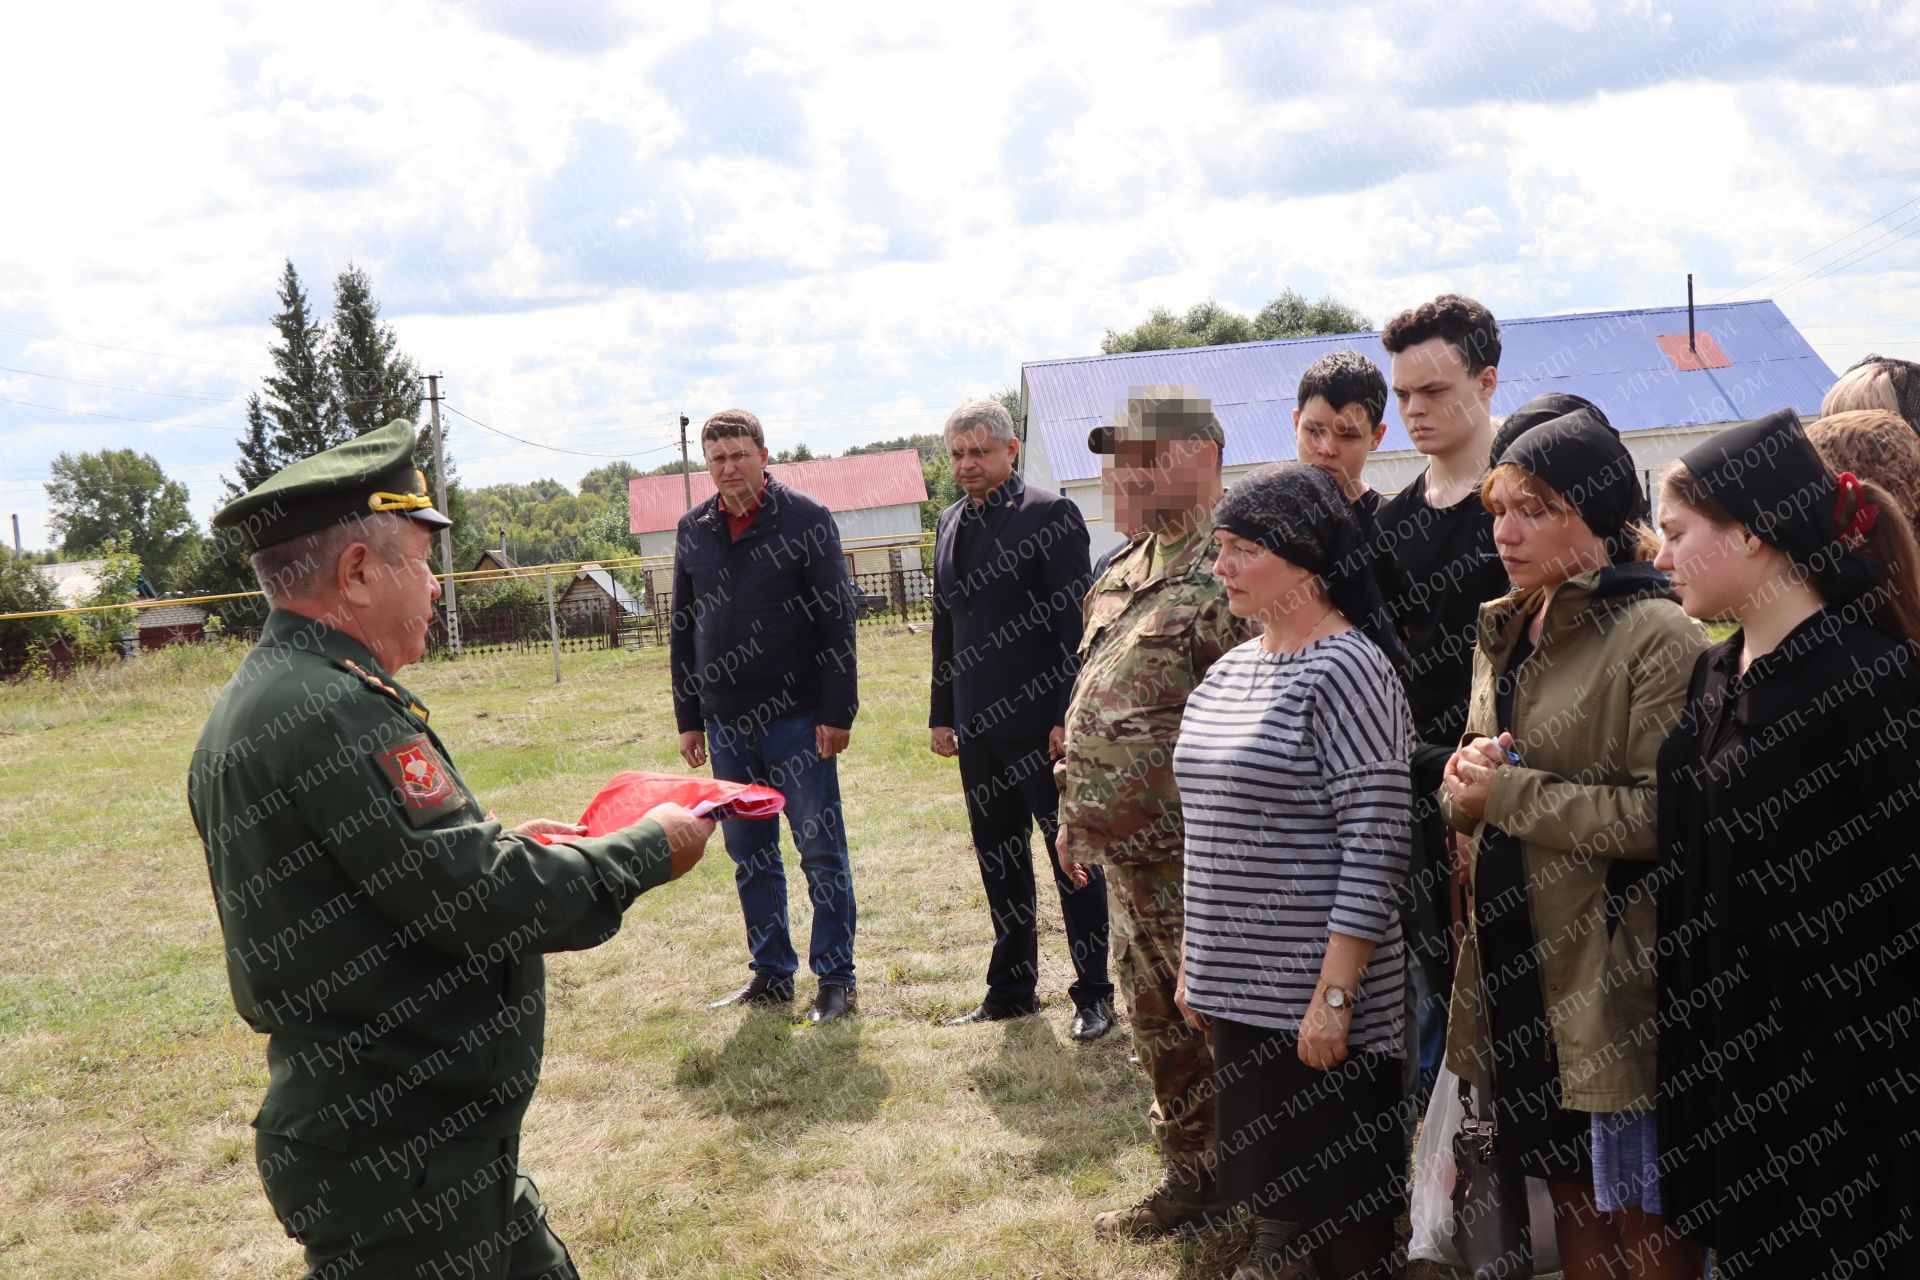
[627,448,929,583]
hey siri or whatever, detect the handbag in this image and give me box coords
[1450,879,1536,1280]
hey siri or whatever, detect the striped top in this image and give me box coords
[1175,629,1414,1052]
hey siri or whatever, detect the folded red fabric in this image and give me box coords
[537,770,785,842]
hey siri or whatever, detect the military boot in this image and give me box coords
[1226,1217,1307,1279]
[1092,1163,1226,1239]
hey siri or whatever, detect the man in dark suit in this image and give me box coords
[930,398,1113,1041]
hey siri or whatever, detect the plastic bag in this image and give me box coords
[1408,1065,1562,1275]
[535,770,785,842]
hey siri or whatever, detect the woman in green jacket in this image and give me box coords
[1440,406,1706,1280]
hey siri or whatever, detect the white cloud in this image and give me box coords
[2,0,1916,552]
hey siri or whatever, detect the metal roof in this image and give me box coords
[572,566,647,616]
[628,449,928,534]
[1026,300,1836,484]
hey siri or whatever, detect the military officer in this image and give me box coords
[1053,389,1253,1239]
[189,420,714,1280]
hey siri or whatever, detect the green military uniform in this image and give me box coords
[189,422,677,1280]
[1057,525,1250,1180]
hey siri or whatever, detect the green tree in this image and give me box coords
[44,449,198,586]
[330,263,422,438]
[1100,290,1370,354]
[0,551,63,651]
[579,461,640,501]
[1253,288,1371,340]
[263,259,342,460]
[61,539,143,665]
[229,392,278,498]
[327,263,451,523]
[844,433,945,463]
[771,442,816,463]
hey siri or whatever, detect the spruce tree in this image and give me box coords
[226,392,278,499]
[262,259,342,460]
[330,263,422,437]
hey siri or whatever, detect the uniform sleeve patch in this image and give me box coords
[374,734,467,827]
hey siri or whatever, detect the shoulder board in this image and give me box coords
[336,659,431,724]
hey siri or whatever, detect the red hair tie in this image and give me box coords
[1834,471,1881,540]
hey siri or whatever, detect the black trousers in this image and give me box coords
[957,734,1112,1009]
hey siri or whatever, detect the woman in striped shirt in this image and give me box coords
[1173,463,1413,1280]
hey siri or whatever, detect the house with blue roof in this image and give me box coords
[1017,299,1836,555]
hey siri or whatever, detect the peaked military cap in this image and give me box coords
[1088,385,1225,454]
[213,419,452,550]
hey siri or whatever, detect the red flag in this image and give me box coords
[537,770,785,842]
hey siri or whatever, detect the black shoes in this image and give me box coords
[943,998,1043,1027]
[709,975,857,1024]
[1069,998,1115,1042]
[809,984,857,1024]
[708,974,794,1009]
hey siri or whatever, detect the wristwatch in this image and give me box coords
[1318,982,1356,1011]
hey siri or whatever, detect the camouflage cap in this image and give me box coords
[212,419,452,551]
[1088,385,1225,454]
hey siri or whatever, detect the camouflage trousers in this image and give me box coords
[1108,858,1215,1176]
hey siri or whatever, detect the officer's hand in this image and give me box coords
[816,724,851,759]
[1055,823,1090,889]
[644,802,715,881]
[1048,725,1065,759]
[929,726,958,758]
[513,819,588,839]
[679,730,707,770]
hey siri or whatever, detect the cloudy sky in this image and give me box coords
[3,0,1918,549]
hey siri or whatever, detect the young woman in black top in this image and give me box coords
[1653,409,1920,1278]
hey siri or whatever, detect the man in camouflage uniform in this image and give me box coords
[1053,388,1252,1238]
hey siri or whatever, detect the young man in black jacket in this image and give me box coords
[671,409,860,1024]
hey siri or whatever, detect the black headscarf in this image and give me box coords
[1490,391,1606,464]
[1501,403,1649,563]
[1213,463,1408,673]
[1678,408,1877,605]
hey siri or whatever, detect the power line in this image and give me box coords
[0,394,233,430]
[442,403,681,459]
[1711,196,1920,303]
[0,322,264,374]
[1775,213,1920,299]
[0,363,243,402]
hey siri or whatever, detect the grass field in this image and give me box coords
[0,629,1471,1279]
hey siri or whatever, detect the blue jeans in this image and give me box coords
[706,712,856,987]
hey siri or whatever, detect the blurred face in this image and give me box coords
[1389,337,1497,459]
[1106,438,1221,535]
[1211,528,1318,622]
[1294,397,1386,500]
[1485,471,1608,592]
[1653,498,1764,622]
[704,433,769,507]
[947,426,1017,500]
[357,520,442,672]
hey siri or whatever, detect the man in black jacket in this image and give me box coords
[930,398,1112,1040]
[671,409,860,1024]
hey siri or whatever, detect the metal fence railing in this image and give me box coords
[426,566,937,661]
[3,539,940,680]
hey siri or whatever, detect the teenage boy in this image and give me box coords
[1374,294,1510,1099]
[1293,348,1396,598]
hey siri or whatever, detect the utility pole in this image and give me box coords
[679,412,693,511]
[9,514,19,555]
[424,374,460,656]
